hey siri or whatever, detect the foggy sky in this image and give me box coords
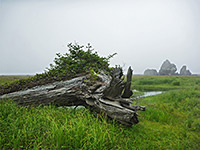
[0,0,200,75]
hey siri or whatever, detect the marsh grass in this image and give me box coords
[0,76,200,149]
[132,75,200,91]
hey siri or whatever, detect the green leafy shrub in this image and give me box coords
[47,43,116,78]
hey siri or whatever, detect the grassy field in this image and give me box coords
[0,76,31,86]
[132,75,200,91]
[0,76,200,149]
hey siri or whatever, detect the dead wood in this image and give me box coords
[0,67,145,126]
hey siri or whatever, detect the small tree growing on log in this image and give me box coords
[0,43,145,127]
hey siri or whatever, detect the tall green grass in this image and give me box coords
[0,100,124,149]
[0,76,200,149]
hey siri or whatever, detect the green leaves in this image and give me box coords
[48,43,116,78]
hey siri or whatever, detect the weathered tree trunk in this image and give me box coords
[0,67,145,126]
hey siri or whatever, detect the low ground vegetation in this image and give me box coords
[132,75,200,91]
[1,75,200,149]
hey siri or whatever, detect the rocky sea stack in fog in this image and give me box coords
[159,59,177,75]
[180,65,192,75]
[144,69,158,75]
[144,59,192,75]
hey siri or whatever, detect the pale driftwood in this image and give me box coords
[0,67,145,126]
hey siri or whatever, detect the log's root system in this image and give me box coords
[0,67,145,126]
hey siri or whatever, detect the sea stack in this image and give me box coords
[159,59,177,75]
[144,69,158,75]
[180,65,192,75]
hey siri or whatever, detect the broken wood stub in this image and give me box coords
[122,66,133,98]
[0,66,145,126]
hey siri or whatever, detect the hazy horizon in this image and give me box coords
[0,0,200,75]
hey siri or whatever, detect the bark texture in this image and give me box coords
[0,67,145,126]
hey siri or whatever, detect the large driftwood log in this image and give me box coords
[0,67,145,126]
